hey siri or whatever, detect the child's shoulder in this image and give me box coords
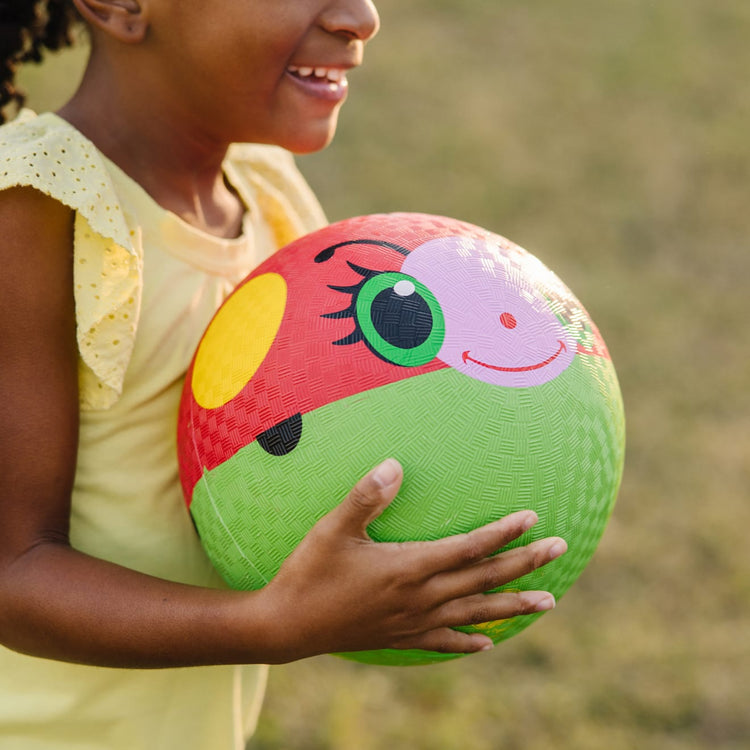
[0,111,139,411]
[0,110,132,248]
[0,109,97,171]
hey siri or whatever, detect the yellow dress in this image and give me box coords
[0,111,326,750]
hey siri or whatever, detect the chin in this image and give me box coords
[277,113,341,155]
[286,136,335,155]
[282,134,337,155]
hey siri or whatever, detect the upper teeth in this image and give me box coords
[288,66,344,83]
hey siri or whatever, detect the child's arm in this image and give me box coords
[0,186,566,667]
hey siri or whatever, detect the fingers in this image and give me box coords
[435,588,557,632]
[393,628,495,655]
[392,585,557,654]
[432,535,568,602]
[325,463,536,559]
[327,461,567,592]
[323,459,403,537]
[393,588,557,656]
[414,510,542,573]
[292,460,571,659]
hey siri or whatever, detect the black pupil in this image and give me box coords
[370,285,433,349]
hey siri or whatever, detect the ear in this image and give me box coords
[71,0,149,44]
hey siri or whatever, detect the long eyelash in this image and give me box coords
[322,261,383,346]
[326,262,379,298]
[315,239,410,348]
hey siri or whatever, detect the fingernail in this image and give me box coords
[548,540,567,560]
[480,641,494,652]
[371,458,400,488]
[535,594,556,612]
[522,511,538,531]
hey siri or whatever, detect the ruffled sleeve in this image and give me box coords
[0,115,326,410]
[0,110,143,410]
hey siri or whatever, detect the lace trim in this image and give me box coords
[0,110,142,410]
[0,112,327,411]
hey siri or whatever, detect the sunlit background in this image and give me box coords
[18,1,750,748]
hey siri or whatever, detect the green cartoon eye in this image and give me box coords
[355,272,445,367]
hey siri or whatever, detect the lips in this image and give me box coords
[462,340,568,373]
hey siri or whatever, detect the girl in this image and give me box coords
[0,1,567,748]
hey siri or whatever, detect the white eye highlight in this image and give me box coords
[393,280,416,297]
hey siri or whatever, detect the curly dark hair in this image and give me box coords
[0,0,80,123]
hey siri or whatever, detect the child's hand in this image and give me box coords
[260,459,567,661]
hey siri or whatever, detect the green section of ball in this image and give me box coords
[190,354,624,665]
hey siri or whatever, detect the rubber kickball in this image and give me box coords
[178,213,625,666]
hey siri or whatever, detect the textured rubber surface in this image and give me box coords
[178,213,625,666]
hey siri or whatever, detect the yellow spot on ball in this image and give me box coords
[470,619,513,639]
[192,273,287,409]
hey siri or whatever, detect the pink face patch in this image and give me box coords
[401,236,576,387]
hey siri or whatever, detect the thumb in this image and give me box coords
[328,458,403,538]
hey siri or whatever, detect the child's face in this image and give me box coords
[149,0,380,153]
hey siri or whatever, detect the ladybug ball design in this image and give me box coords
[177,213,625,666]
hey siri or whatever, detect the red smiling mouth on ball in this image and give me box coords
[462,340,568,373]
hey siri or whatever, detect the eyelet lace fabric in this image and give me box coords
[0,110,142,410]
[0,110,326,410]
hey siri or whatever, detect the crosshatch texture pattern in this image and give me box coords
[177,213,625,666]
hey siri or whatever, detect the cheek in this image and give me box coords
[436,297,576,388]
[192,274,287,409]
[402,238,576,388]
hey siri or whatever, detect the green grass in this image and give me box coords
[17,1,750,747]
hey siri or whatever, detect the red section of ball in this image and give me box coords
[178,213,490,506]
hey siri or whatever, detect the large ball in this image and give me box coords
[177,213,625,666]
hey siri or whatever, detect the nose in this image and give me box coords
[320,0,380,42]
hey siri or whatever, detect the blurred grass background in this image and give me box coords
[18,0,750,748]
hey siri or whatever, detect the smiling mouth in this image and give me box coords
[462,340,567,372]
[287,65,348,89]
